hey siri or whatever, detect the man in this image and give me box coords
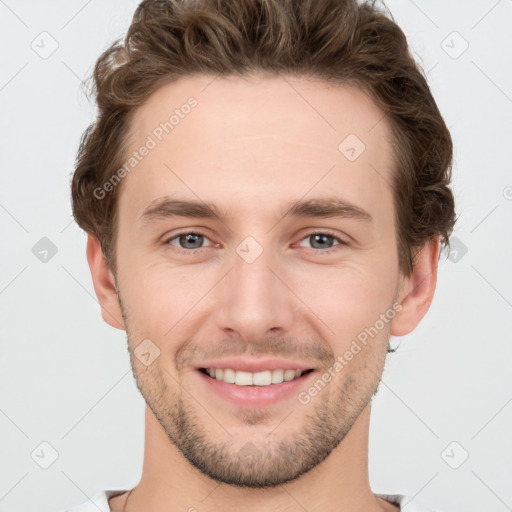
[65,0,456,510]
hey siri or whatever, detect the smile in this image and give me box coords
[200,368,315,386]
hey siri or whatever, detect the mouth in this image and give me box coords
[196,367,317,408]
[198,367,315,386]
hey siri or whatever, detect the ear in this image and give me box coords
[390,236,440,336]
[86,234,126,331]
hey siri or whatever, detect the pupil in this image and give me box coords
[312,234,332,249]
[180,233,203,249]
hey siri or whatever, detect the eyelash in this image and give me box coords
[163,230,347,255]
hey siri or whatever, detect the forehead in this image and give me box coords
[120,73,394,223]
[130,73,389,152]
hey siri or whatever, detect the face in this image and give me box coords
[110,74,405,487]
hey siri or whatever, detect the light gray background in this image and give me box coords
[1,1,511,511]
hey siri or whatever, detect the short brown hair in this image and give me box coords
[71,0,456,278]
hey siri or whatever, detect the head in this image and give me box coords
[73,0,455,488]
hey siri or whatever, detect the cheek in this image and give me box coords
[297,262,398,345]
[119,261,212,341]
[116,232,182,330]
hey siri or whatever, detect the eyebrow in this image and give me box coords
[139,196,372,224]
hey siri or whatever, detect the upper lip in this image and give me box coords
[196,358,315,373]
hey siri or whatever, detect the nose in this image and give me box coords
[213,242,297,343]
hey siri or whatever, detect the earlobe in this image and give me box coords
[390,236,441,337]
[86,234,126,331]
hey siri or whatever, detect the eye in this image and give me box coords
[163,230,347,255]
[297,232,345,252]
[165,231,215,251]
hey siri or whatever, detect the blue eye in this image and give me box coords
[166,232,214,251]
[297,232,344,252]
[164,231,345,254]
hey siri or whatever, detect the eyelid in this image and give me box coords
[298,228,347,242]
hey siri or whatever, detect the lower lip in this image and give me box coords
[196,369,316,408]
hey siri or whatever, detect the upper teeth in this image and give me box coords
[205,368,304,386]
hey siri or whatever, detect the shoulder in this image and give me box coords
[375,492,447,512]
[57,489,129,512]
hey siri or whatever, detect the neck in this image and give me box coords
[113,403,395,512]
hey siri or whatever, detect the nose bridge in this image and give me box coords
[214,235,295,339]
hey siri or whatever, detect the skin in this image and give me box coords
[87,73,440,512]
